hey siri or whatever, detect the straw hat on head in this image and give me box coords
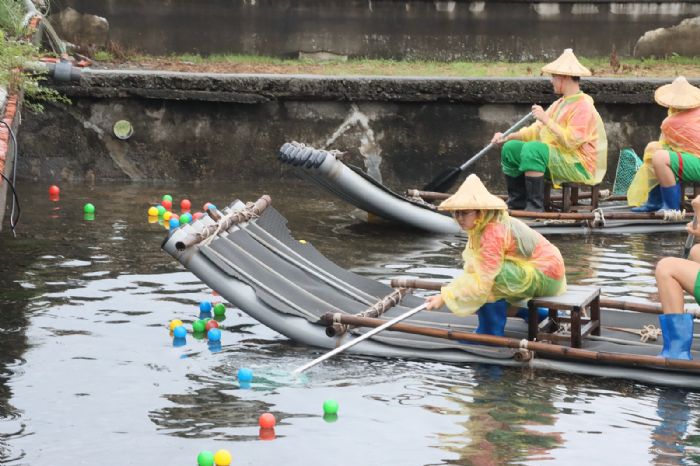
[438,174,507,211]
[541,48,591,77]
[654,76,700,109]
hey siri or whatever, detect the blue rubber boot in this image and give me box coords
[474,300,508,336]
[659,184,681,211]
[631,185,662,212]
[659,313,694,360]
[515,307,549,323]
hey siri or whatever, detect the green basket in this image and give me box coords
[612,148,643,196]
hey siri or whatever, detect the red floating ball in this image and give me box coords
[205,320,219,332]
[48,185,60,196]
[161,199,173,210]
[193,212,204,220]
[259,412,276,428]
[180,199,191,211]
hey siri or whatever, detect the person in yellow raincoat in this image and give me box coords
[652,195,700,360]
[491,49,607,212]
[628,77,700,212]
[425,174,567,336]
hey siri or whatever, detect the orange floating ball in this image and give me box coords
[180,199,191,211]
[259,412,276,428]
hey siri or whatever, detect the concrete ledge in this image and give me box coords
[54,69,679,105]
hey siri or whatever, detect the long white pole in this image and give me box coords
[292,303,428,375]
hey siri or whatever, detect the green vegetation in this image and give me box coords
[0,1,68,112]
[102,52,700,78]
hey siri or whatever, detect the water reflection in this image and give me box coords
[1,179,700,465]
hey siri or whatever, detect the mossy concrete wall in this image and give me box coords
[55,0,700,59]
[19,71,675,190]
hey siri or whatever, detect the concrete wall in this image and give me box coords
[53,0,700,59]
[18,71,674,191]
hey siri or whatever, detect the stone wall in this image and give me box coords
[18,71,675,191]
[52,0,700,59]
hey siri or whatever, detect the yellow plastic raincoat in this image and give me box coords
[627,107,700,206]
[519,92,608,187]
[441,211,567,316]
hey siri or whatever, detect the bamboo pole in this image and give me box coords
[508,210,692,221]
[175,195,271,251]
[320,312,700,371]
[388,279,700,318]
[292,304,427,375]
[327,288,410,337]
[405,189,626,204]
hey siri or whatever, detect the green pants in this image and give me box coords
[501,140,550,177]
[669,150,700,183]
[694,270,700,305]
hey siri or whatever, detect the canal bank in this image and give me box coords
[19,70,676,189]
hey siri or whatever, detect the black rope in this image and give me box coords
[0,119,21,237]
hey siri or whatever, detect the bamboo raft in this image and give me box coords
[163,196,700,388]
[277,141,692,235]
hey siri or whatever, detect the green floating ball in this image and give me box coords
[162,194,173,202]
[197,450,214,466]
[192,320,206,333]
[83,203,95,214]
[213,303,226,316]
[323,399,339,415]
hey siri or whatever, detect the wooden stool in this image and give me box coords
[545,182,601,213]
[527,285,601,348]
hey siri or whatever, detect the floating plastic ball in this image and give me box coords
[161,199,173,210]
[156,205,167,216]
[163,211,172,221]
[214,449,231,466]
[203,202,217,212]
[197,450,214,466]
[171,213,179,221]
[179,212,192,224]
[48,185,60,196]
[205,320,219,332]
[200,301,212,312]
[169,218,180,230]
[193,212,204,220]
[237,367,253,383]
[323,399,339,415]
[169,319,183,331]
[162,194,173,202]
[259,412,276,428]
[192,320,206,333]
[148,206,159,216]
[83,203,95,214]
[173,325,187,339]
[213,303,226,316]
[181,199,191,211]
[207,328,221,342]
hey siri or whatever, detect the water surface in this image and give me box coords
[1,179,699,465]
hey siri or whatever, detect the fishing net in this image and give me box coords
[612,148,642,196]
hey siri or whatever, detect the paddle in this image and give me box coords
[291,303,427,375]
[683,215,697,259]
[423,112,534,193]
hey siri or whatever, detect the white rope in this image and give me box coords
[592,208,605,228]
[662,209,686,223]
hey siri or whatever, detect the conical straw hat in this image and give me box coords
[438,174,507,211]
[654,76,700,109]
[541,48,591,77]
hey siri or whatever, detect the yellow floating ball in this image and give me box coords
[214,449,232,466]
[299,239,307,244]
[163,211,172,221]
[148,206,159,216]
[169,319,183,331]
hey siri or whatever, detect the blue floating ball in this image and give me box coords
[207,328,222,342]
[169,218,180,230]
[237,367,253,383]
[199,301,212,312]
[173,325,187,339]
